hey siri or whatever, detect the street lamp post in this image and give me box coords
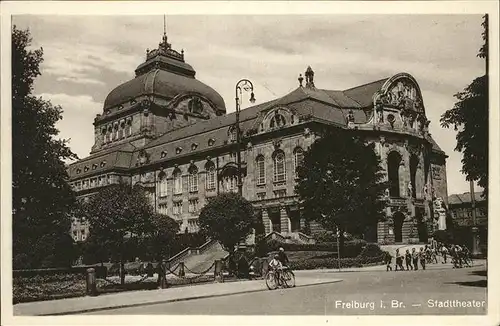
[470,180,481,256]
[235,79,256,197]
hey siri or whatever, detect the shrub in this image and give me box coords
[358,243,384,258]
[289,257,362,270]
[313,231,337,243]
[287,243,388,271]
[13,273,86,304]
[263,239,366,257]
[289,254,386,270]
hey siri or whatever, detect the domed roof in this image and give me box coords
[103,34,226,112]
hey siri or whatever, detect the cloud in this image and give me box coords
[38,41,140,86]
[56,76,105,85]
[36,93,102,159]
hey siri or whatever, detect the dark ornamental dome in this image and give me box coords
[103,33,226,112]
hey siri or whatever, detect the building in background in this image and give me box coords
[68,29,448,245]
[448,191,487,227]
[447,191,487,252]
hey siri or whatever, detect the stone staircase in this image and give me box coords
[264,231,316,244]
[168,240,229,273]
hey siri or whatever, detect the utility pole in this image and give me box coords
[470,180,480,256]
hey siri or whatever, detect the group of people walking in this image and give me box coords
[385,242,473,271]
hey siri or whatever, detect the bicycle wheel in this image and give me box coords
[265,271,278,290]
[283,270,295,288]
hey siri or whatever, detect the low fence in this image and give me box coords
[13,259,229,303]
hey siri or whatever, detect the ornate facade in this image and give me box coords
[68,31,448,244]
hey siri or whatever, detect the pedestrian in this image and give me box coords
[395,249,404,271]
[455,244,464,268]
[412,248,419,271]
[405,249,413,270]
[462,245,472,267]
[431,247,438,264]
[419,247,426,270]
[441,244,448,264]
[424,245,432,264]
[385,252,393,271]
[157,259,168,289]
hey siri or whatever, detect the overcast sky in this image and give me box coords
[12,14,485,196]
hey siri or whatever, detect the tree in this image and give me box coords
[295,128,387,254]
[80,183,176,284]
[140,213,179,261]
[12,26,78,268]
[440,14,488,199]
[198,192,255,258]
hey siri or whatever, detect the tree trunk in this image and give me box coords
[119,239,125,285]
[120,261,125,285]
[339,229,345,258]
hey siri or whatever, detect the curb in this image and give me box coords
[40,279,343,316]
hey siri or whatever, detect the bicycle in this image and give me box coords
[265,267,295,290]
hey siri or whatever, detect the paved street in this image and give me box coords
[83,263,487,315]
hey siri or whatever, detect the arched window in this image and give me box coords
[158,172,167,197]
[256,155,265,185]
[106,125,112,142]
[270,114,286,129]
[410,155,418,198]
[219,166,238,193]
[387,151,402,197]
[293,147,304,178]
[126,119,132,137]
[273,151,286,183]
[223,175,237,192]
[205,161,216,191]
[173,168,182,195]
[118,120,125,139]
[188,166,198,193]
[229,126,237,143]
[113,123,119,140]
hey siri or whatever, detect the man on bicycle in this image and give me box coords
[277,247,289,269]
[269,254,284,286]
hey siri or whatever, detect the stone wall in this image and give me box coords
[430,154,448,206]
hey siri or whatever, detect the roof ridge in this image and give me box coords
[342,77,389,92]
[145,100,277,149]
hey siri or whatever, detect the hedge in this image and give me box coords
[289,255,385,270]
[13,274,86,304]
[13,272,215,304]
[264,239,367,257]
[287,243,388,270]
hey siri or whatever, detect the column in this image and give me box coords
[280,207,291,234]
[262,209,272,234]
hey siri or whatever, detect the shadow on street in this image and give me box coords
[445,269,487,288]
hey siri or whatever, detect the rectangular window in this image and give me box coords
[257,192,267,200]
[189,173,198,193]
[256,156,265,185]
[274,189,287,198]
[158,204,167,215]
[174,174,182,194]
[206,169,216,190]
[188,199,199,213]
[273,152,286,183]
[173,201,182,215]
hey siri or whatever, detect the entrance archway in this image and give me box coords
[393,211,405,243]
[268,209,281,233]
[387,152,402,197]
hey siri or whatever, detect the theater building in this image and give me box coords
[68,31,448,245]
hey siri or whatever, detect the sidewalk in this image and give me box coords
[295,259,486,274]
[14,275,342,316]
